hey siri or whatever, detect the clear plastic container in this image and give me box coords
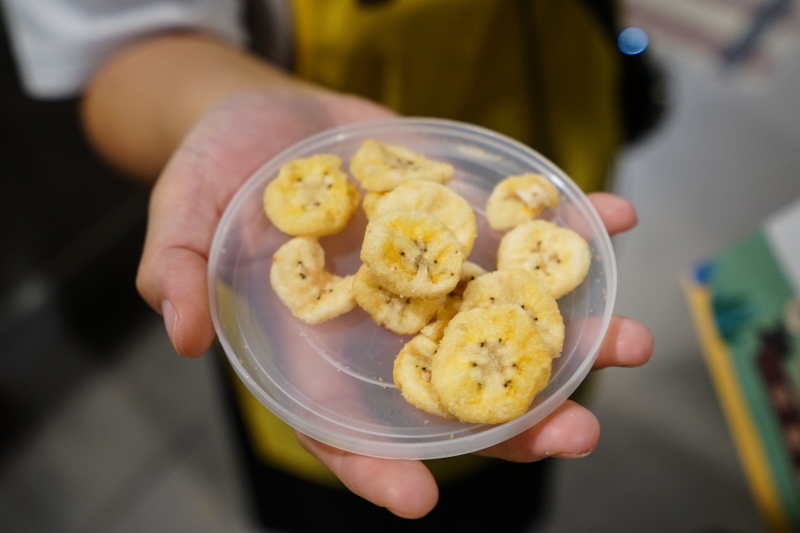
[208,118,617,459]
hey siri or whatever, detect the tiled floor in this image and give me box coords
[1,2,800,532]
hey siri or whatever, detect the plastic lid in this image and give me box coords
[208,118,617,459]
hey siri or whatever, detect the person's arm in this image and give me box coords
[80,32,387,181]
[81,33,286,181]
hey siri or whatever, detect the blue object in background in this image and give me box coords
[618,27,649,56]
[695,260,715,285]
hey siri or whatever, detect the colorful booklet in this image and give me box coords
[684,196,800,533]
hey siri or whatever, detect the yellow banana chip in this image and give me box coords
[485,173,560,231]
[361,191,385,219]
[352,265,441,335]
[264,154,360,237]
[496,219,591,299]
[420,261,487,343]
[350,139,454,192]
[393,334,453,418]
[432,305,551,424]
[270,237,357,324]
[361,211,463,298]
[461,269,564,357]
[369,181,478,256]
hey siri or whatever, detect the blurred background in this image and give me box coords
[1,0,799,531]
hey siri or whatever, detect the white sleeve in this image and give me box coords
[1,0,247,99]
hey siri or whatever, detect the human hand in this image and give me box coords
[136,88,652,518]
[294,192,653,518]
[136,88,394,355]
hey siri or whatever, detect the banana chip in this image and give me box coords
[352,265,441,335]
[432,305,551,424]
[393,334,453,418]
[350,139,454,192]
[485,173,559,231]
[264,154,360,237]
[270,237,357,324]
[461,270,564,357]
[497,219,591,299]
[369,181,478,256]
[420,261,487,343]
[361,211,463,298]
[361,191,385,219]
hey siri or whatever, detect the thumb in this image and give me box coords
[136,165,221,357]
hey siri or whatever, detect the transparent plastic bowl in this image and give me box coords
[208,118,617,460]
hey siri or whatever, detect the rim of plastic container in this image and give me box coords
[208,117,617,459]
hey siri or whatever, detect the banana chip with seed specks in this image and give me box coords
[420,261,487,343]
[269,237,357,324]
[497,219,591,299]
[432,305,552,424]
[393,334,453,418]
[350,139,454,192]
[369,181,478,256]
[485,173,560,231]
[352,265,441,335]
[361,211,463,298]
[263,154,360,237]
[461,269,564,357]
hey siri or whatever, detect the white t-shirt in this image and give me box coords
[1,0,248,99]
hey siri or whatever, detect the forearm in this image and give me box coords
[80,33,307,182]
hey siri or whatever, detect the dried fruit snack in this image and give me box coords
[264,142,586,425]
[420,261,487,343]
[361,191,384,219]
[352,265,441,335]
[350,139,454,192]
[460,269,564,357]
[432,305,552,424]
[360,210,463,299]
[496,219,592,299]
[269,236,357,324]
[485,173,560,231]
[367,180,478,256]
[393,334,453,419]
[263,153,360,237]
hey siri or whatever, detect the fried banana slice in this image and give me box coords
[420,261,487,343]
[461,269,564,357]
[361,211,463,298]
[369,181,478,256]
[264,154,360,237]
[393,334,453,418]
[361,191,385,219]
[485,173,560,231]
[270,237,357,324]
[432,305,551,424]
[352,265,441,335]
[496,219,591,299]
[350,139,454,192]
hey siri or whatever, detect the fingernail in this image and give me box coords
[553,451,593,459]
[162,299,177,345]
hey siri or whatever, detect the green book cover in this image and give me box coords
[685,197,800,533]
